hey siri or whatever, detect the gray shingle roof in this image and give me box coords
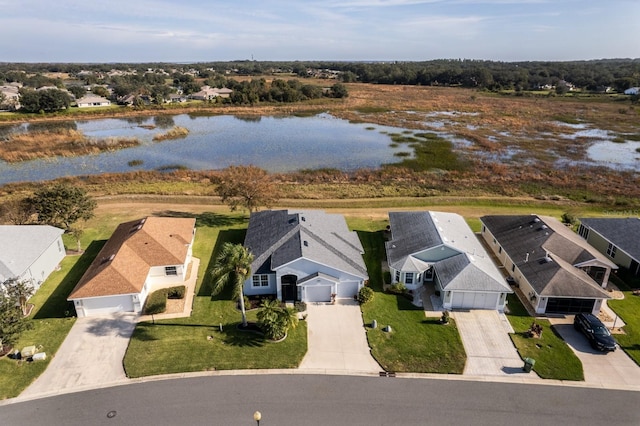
[579,217,640,262]
[0,225,64,281]
[244,210,368,279]
[387,211,511,293]
[481,215,611,299]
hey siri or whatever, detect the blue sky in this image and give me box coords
[2,0,638,63]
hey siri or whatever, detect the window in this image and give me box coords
[165,266,178,276]
[395,270,400,283]
[606,243,617,258]
[578,224,589,239]
[252,274,269,287]
[405,272,413,285]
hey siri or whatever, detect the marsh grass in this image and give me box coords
[0,129,139,162]
[152,126,190,141]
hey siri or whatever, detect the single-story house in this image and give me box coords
[0,225,65,290]
[243,210,368,303]
[578,217,640,276]
[189,86,233,100]
[386,211,512,311]
[68,217,195,317]
[480,215,616,315]
[167,94,187,103]
[624,87,639,95]
[76,95,111,107]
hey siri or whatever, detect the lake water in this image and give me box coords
[0,113,406,185]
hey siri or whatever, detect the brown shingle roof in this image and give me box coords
[68,217,195,299]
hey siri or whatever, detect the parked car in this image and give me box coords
[573,313,617,352]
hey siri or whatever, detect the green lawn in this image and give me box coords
[0,247,101,399]
[608,291,640,366]
[506,294,584,381]
[123,216,308,378]
[357,229,466,374]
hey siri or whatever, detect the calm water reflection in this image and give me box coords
[0,113,406,184]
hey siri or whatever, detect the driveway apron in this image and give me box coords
[549,316,640,389]
[453,310,535,377]
[20,313,137,398]
[299,300,381,373]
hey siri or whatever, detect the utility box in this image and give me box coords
[523,357,535,373]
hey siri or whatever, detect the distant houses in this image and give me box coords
[76,95,111,108]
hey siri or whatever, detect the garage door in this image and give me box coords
[304,285,332,303]
[81,296,134,317]
[451,291,499,310]
[337,281,359,299]
[546,298,595,314]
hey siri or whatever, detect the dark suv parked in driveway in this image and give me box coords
[573,313,617,352]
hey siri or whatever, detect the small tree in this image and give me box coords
[0,279,34,347]
[215,165,277,213]
[4,278,35,316]
[28,183,96,231]
[210,243,254,327]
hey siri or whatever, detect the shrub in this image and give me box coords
[144,289,168,315]
[294,301,307,312]
[358,286,374,305]
[167,285,186,299]
[389,282,407,294]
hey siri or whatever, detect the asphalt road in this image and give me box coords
[1,375,639,425]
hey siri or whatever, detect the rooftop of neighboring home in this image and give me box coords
[579,217,640,261]
[68,217,195,299]
[244,209,368,278]
[481,215,614,298]
[0,225,65,281]
[386,211,511,293]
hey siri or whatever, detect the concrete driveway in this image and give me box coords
[549,316,640,389]
[453,310,536,377]
[299,300,381,374]
[20,313,137,399]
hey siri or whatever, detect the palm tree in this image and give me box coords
[210,243,254,327]
[257,299,299,340]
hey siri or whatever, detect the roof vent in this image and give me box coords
[533,217,540,223]
[303,240,308,247]
[301,216,306,222]
[541,224,548,230]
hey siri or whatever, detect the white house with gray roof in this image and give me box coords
[386,211,512,311]
[243,210,368,303]
[0,225,65,290]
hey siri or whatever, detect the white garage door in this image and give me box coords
[81,296,134,317]
[451,292,499,310]
[337,281,359,299]
[304,285,332,303]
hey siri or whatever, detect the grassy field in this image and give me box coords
[506,294,584,381]
[123,215,308,378]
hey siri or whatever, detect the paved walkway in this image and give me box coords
[453,310,539,378]
[299,299,381,374]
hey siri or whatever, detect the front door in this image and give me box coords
[281,274,298,301]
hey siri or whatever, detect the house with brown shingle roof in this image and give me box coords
[68,217,196,317]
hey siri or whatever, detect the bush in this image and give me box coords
[294,301,307,312]
[144,289,168,315]
[389,282,407,294]
[358,286,374,305]
[167,285,186,299]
